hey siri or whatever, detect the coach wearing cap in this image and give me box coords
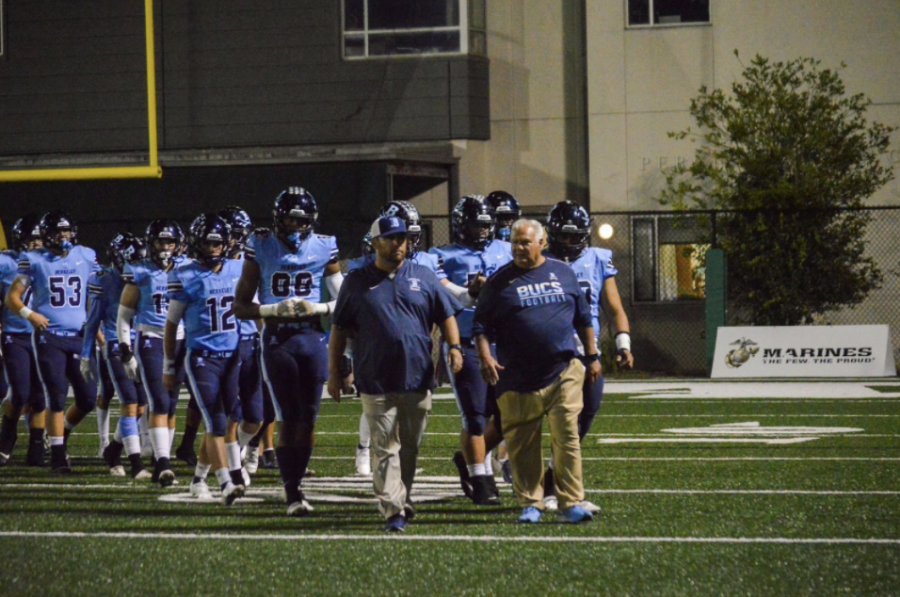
[328,215,464,533]
[472,219,600,524]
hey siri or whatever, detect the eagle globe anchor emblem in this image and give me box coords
[725,338,760,368]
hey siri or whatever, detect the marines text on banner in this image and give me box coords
[711,325,895,378]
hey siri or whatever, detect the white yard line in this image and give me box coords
[0,531,896,545]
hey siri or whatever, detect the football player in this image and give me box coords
[5,211,101,473]
[0,215,46,467]
[345,201,441,477]
[234,187,343,516]
[117,220,191,485]
[485,190,522,242]
[217,205,262,478]
[82,233,151,478]
[429,195,512,505]
[166,214,245,505]
[543,200,634,513]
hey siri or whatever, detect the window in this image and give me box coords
[632,216,709,302]
[627,0,710,27]
[343,0,485,59]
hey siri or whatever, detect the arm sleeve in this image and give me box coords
[166,299,187,325]
[117,304,136,349]
[442,280,477,308]
[330,274,356,330]
[323,270,343,311]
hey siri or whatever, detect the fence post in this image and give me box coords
[705,248,727,375]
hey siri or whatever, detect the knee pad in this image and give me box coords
[463,413,486,437]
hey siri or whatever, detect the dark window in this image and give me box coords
[342,0,485,59]
[628,0,710,27]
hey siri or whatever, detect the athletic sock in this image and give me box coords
[168,427,175,451]
[215,467,232,491]
[96,408,110,446]
[180,424,199,450]
[467,462,487,477]
[484,450,494,475]
[149,427,171,460]
[0,415,18,452]
[193,462,211,485]
[237,427,256,449]
[128,453,144,474]
[276,447,303,503]
[358,413,371,448]
[138,412,150,448]
[120,417,141,456]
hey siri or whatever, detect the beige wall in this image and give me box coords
[586,0,900,210]
[452,1,900,213]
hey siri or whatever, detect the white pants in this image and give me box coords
[361,390,431,519]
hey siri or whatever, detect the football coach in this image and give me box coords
[472,218,600,524]
[327,215,464,533]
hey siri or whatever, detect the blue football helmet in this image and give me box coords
[486,190,521,242]
[451,194,494,250]
[188,214,231,269]
[546,200,592,261]
[273,187,318,248]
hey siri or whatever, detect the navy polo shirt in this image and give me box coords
[472,258,592,396]
[332,260,463,395]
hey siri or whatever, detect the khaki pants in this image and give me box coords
[361,391,432,519]
[497,358,585,510]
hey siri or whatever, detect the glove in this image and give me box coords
[260,298,303,318]
[119,343,140,381]
[295,299,329,317]
[79,358,96,386]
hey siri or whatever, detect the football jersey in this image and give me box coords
[123,259,178,331]
[544,247,617,337]
[0,250,33,334]
[86,267,126,344]
[17,245,99,332]
[428,239,512,337]
[346,251,441,274]
[166,259,243,352]
[245,230,338,306]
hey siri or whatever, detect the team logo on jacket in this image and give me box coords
[409,278,421,291]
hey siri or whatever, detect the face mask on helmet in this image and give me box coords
[452,195,495,251]
[12,215,43,252]
[486,191,521,242]
[493,213,517,242]
[146,220,184,268]
[189,215,230,268]
[218,206,252,258]
[547,202,591,261]
[274,188,318,249]
[40,212,77,253]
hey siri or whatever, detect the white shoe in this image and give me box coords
[240,445,247,461]
[241,467,251,488]
[109,465,126,477]
[190,480,212,499]
[133,469,153,480]
[287,497,314,517]
[580,499,601,514]
[542,495,559,511]
[245,447,259,474]
[222,482,245,506]
[355,447,372,476]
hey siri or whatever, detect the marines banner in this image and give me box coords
[711,325,896,378]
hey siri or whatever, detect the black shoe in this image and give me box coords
[384,513,406,533]
[103,442,123,469]
[471,475,502,506]
[452,451,473,499]
[175,444,198,467]
[260,450,277,469]
[0,451,10,467]
[50,452,71,475]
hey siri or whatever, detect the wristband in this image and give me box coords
[448,344,464,354]
[582,353,600,364]
[258,303,278,318]
[615,332,631,353]
[18,306,33,319]
[163,358,176,376]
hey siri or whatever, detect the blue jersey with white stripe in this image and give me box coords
[543,247,617,337]
[428,239,512,338]
[17,245,99,332]
[245,230,338,306]
[167,259,243,352]
[86,267,126,344]
[346,251,441,274]
[0,250,33,334]
[123,258,188,330]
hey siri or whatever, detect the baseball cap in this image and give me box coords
[370,215,407,239]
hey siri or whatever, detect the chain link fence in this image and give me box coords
[72,207,900,377]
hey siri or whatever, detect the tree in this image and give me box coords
[660,52,895,326]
